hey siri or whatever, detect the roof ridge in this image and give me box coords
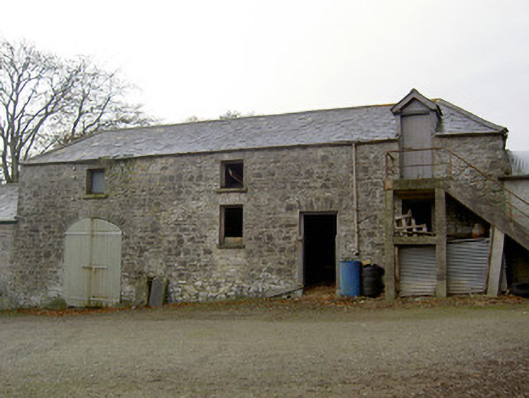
[98,102,398,132]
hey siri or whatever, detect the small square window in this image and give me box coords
[220,205,243,246]
[87,169,105,194]
[221,161,244,189]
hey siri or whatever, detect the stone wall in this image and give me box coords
[0,224,15,309]
[11,144,356,307]
[435,134,509,209]
[9,133,511,307]
[434,134,509,178]
[355,140,399,265]
[436,135,516,240]
[438,134,507,238]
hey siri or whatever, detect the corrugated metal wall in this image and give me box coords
[507,150,529,176]
[399,246,437,296]
[447,239,490,294]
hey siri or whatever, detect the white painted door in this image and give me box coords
[63,218,122,307]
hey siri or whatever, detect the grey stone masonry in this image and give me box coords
[356,140,399,264]
[0,184,17,309]
[12,144,355,307]
[0,224,15,309]
[436,134,510,223]
[10,134,510,307]
[8,90,512,308]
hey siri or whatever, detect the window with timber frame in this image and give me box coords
[86,169,105,195]
[221,160,244,189]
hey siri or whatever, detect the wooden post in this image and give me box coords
[384,185,396,300]
[487,227,505,297]
[435,188,447,297]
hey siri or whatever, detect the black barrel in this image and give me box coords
[362,264,385,298]
[511,282,529,298]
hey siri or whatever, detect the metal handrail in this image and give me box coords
[385,147,529,225]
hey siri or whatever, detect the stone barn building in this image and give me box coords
[0,184,18,308]
[3,89,529,308]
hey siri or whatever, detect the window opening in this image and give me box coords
[87,169,105,194]
[220,205,243,246]
[402,199,433,232]
[222,161,244,189]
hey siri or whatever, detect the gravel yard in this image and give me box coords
[1,296,528,397]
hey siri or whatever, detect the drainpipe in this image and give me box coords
[352,143,360,257]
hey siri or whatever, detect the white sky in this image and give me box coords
[2,0,529,149]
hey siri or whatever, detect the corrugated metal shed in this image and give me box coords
[507,151,529,176]
[447,239,490,294]
[399,246,437,297]
[0,184,18,222]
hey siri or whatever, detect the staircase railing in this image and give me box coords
[385,147,529,229]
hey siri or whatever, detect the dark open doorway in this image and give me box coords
[302,213,337,287]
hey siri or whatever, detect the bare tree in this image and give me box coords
[0,39,153,183]
[219,110,242,120]
[184,115,201,123]
[219,110,256,120]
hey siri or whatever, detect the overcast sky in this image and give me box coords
[2,0,528,149]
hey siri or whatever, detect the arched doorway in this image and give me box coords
[63,218,122,307]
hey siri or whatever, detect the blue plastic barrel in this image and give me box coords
[340,260,362,297]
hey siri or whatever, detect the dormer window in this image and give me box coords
[87,169,105,194]
[221,160,244,189]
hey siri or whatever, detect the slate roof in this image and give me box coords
[436,99,506,134]
[0,184,18,222]
[25,97,506,165]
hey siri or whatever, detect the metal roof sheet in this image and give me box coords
[507,151,529,176]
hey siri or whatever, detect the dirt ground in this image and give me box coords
[1,293,528,398]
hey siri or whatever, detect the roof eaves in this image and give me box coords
[434,131,506,138]
[22,136,400,166]
[24,130,109,164]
